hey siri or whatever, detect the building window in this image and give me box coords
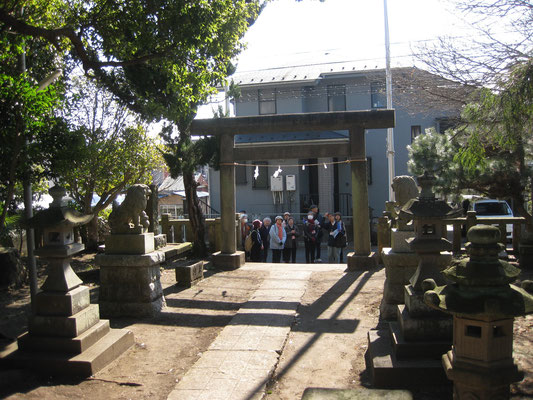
[371,82,386,109]
[367,157,372,185]
[236,165,247,185]
[259,88,276,115]
[252,162,269,189]
[327,84,346,111]
[411,125,422,143]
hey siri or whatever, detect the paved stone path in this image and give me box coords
[167,263,346,400]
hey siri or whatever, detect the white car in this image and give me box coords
[469,199,513,241]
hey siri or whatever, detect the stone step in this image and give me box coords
[18,320,111,354]
[29,303,100,338]
[1,328,134,377]
[365,329,450,388]
[160,243,192,262]
[389,321,451,360]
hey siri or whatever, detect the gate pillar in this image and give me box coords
[347,127,377,270]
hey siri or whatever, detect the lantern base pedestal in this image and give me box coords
[443,350,523,400]
[365,329,450,388]
[0,284,134,377]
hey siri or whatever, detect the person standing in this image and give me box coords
[283,217,300,263]
[250,219,263,262]
[269,216,286,263]
[259,217,272,262]
[303,212,318,264]
[240,212,250,248]
[328,211,346,263]
[310,205,324,262]
[282,211,291,227]
[324,212,345,263]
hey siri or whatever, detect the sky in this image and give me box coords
[198,0,481,117]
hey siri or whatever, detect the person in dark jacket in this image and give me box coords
[323,212,345,263]
[303,212,318,263]
[283,217,300,263]
[250,219,263,262]
[259,217,271,262]
[310,205,324,262]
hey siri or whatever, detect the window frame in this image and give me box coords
[327,84,346,111]
[258,88,277,115]
[370,81,386,109]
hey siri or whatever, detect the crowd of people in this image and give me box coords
[239,205,347,264]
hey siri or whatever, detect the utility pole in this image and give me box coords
[384,0,395,201]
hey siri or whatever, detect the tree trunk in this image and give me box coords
[183,171,208,257]
[85,215,99,251]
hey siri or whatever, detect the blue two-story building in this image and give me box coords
[208,63,464,221]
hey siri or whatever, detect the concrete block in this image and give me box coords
[381,249,418,284]
[346,252,377,271]
[211,251,245,270]
[175,261,204,287]
[34,286,90,317]
[29,304,100,338]
[104,233,155,255]
[301,387,413,399]
[391,230,415,253]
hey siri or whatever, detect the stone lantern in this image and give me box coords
[0,186,133,376]
[424,224,533,399]
[365,172,462,387]
[400,171,461,292]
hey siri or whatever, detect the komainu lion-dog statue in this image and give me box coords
[109,184,151,234]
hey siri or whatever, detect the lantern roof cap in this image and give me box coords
[27,186,93,230]
[424,225,533,317]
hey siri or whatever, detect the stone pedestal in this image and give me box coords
[390,229,414,253]
[211,251,245,270]
[0,284,134,376]
[346,252,377,271]
[175,261,204,287]
[104,232,155,255]
[379,248,418,320]
[96,251,166,317]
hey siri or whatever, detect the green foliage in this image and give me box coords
[408,58,533,223]
[51,77,164,214]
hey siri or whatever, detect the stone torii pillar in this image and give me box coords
[347,126,375,270]
[211,133,245,269]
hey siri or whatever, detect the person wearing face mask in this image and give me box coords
[240,212,251,256]
[303,212,318,263]
[269,216,286,263]
[283,217,300,263]
[259,217,272,262]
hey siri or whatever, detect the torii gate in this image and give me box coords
[190,109,395,270]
